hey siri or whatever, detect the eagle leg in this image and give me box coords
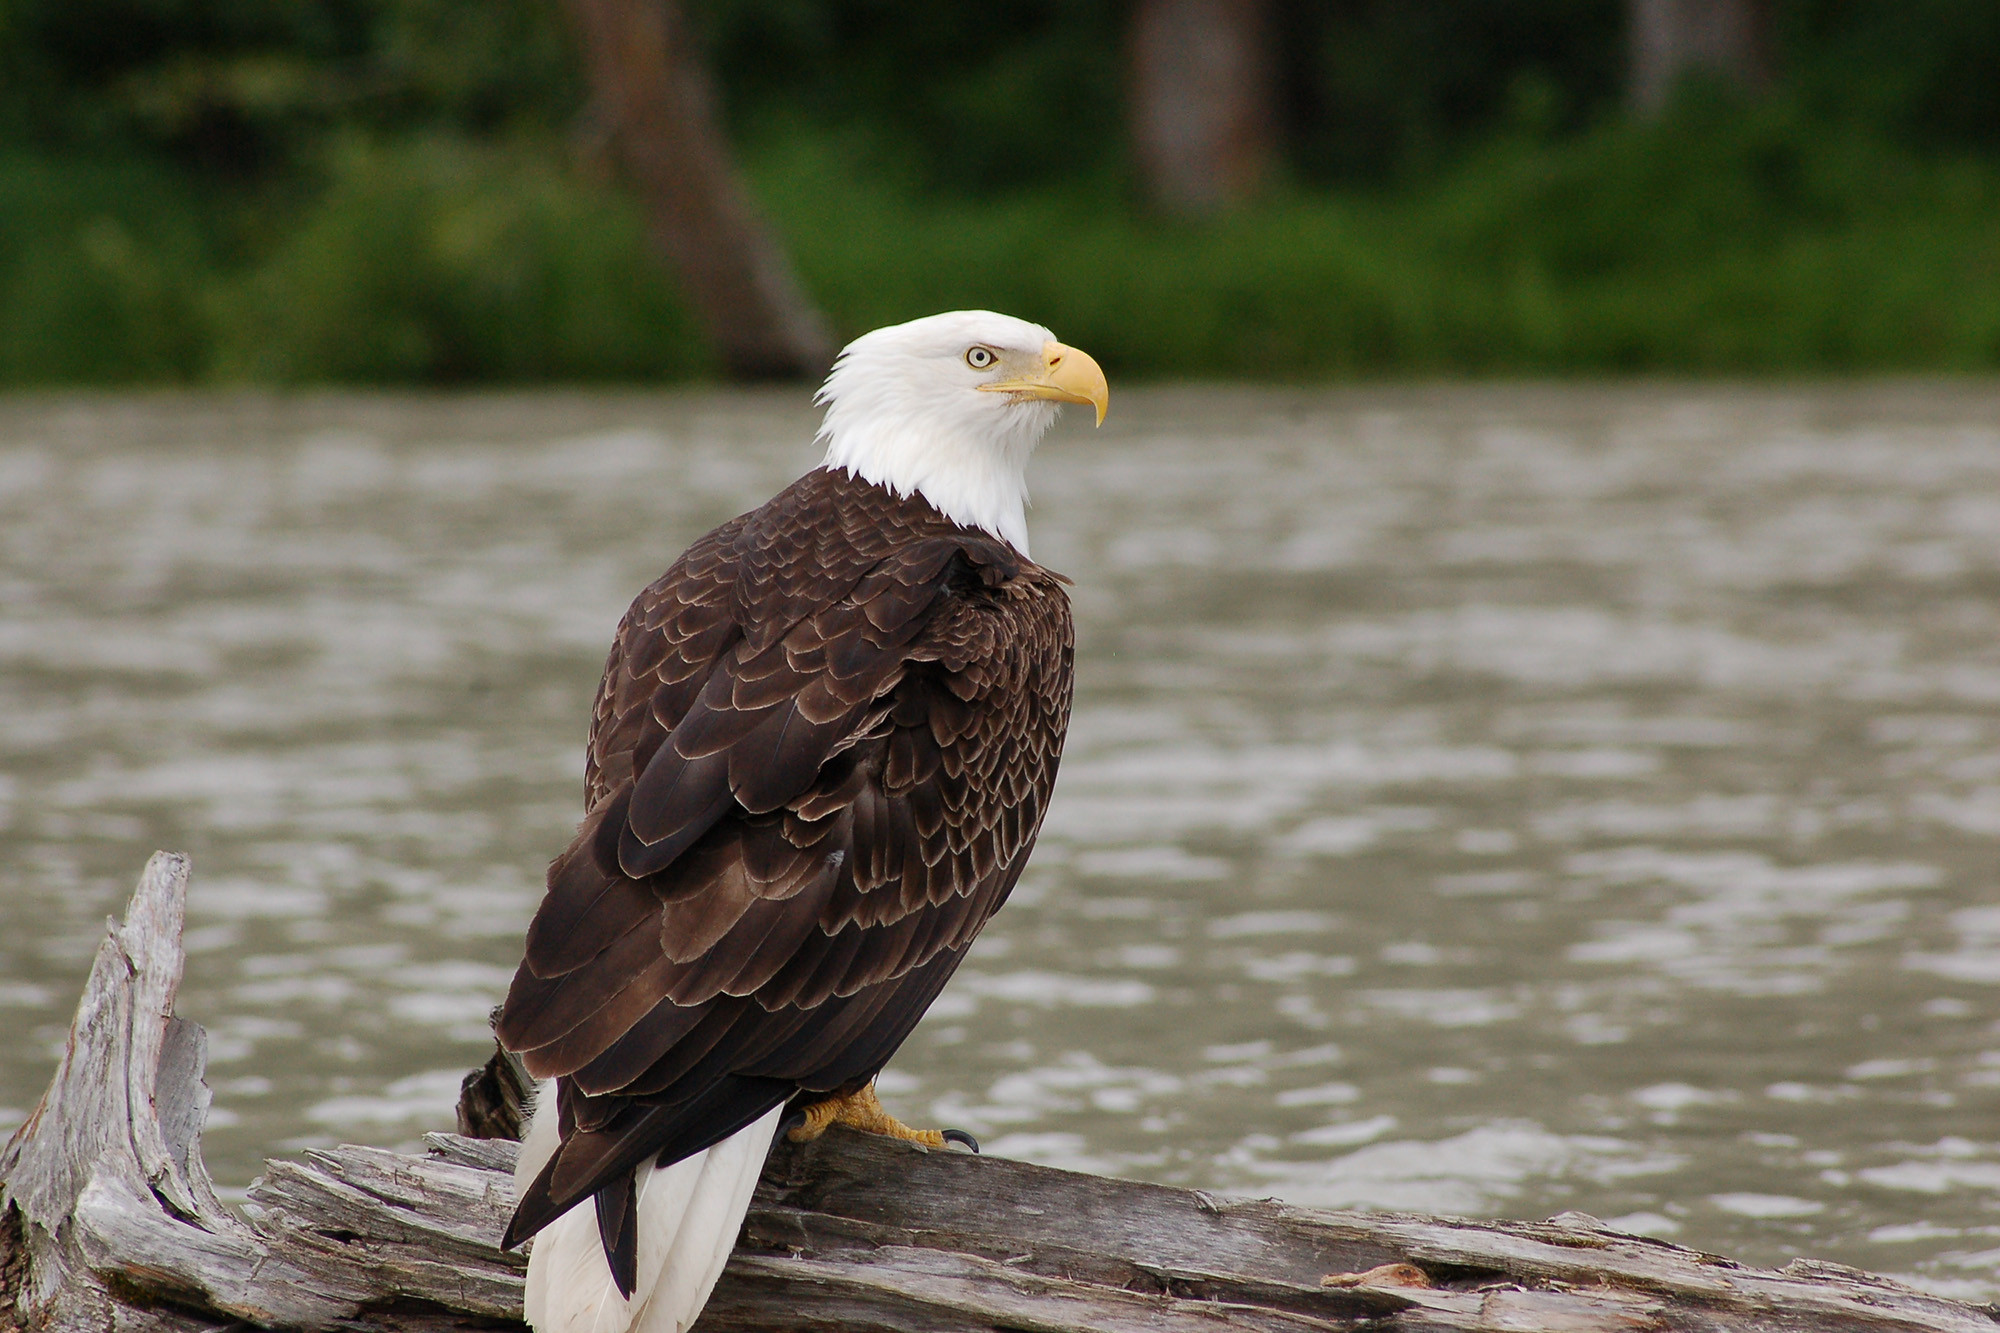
[786,1081,960,1149]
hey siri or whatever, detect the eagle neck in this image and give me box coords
[816,400,1050,558]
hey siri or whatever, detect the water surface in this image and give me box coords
[4,385,2000,1297]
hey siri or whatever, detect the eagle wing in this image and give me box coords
[496,473,1073,1287]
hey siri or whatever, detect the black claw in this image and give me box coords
[779,1108,807,1140]
[941,1128,980,1153]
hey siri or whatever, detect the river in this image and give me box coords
[2,384,1998,1297]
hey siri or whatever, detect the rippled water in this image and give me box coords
[5,386,2000,1296]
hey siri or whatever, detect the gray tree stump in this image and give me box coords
[5,853,1998,1332]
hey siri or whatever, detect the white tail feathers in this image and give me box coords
[516,1082,781,1333]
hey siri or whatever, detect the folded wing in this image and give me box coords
[496,472,1073,1293]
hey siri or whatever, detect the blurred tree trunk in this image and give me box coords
[1628,0,1774,116]
[1129,0,1274,217]
[560,0,833,379]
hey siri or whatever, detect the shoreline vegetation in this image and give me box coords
[8,108,1999,387]
[7,0,2000,389]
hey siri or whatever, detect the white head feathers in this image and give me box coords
[816,310,1100,557]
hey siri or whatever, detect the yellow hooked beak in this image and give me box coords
[978,340,1109,425]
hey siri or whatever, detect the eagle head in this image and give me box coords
[815,310,1108,556]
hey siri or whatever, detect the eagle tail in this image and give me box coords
[516,1083,782,1333]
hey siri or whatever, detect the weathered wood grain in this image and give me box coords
[0,853,355,1333]
[6,855,2000,1333]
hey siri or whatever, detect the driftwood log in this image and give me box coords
[5,855,1999,1333]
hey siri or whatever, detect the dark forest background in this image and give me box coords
[3,0,1999,383]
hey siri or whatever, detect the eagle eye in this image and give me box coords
[965,346,995,369]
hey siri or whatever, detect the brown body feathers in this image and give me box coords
[497,466,1074,1283]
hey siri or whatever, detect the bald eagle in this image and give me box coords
[498,311,1108,1333]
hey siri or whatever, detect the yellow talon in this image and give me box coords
[786,1082,946,1148]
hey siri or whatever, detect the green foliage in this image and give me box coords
[3,101,1998,384]
[754,101,2000,377]
[753,136,1424,377]
[1785,0,2000,152]
[0,138,707,384]
[1276,0,1624,183]
[1,0,1999,382]
[1412,92,2000,370]
[0,0,577,175]
[0,154,215,381]
[214,138,709,382]
[699,0,1124,194]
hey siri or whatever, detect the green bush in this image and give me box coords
[213,138,710,382]
[755,97,2000,377]
[0,155,215,382]
[1398,93,2000,370]
[2,96,1998,384]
